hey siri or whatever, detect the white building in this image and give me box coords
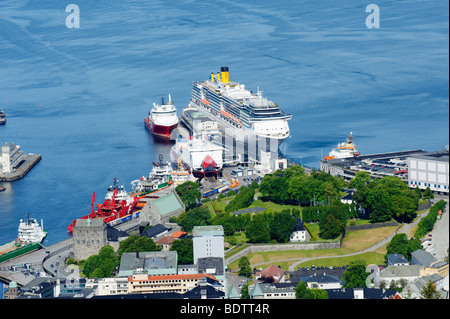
[408,148,449,194]
[192,225,224,264]
[290,218,308,242]
[1,142,24,174]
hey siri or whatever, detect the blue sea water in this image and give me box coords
[0,0,448,245]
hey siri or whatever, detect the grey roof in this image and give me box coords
[293,218,305,231]
[106,224,129,242]
[411,249,437,266]
[119,251,177,274]
[255,282,296,294]
[387,253,409,265]
[326,288,398,299]
[380,265,422,278]
[300,272,342,284]
[198,257,224,276]
[232,206,266,215]
[140,224,169,239]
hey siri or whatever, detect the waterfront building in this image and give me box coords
[0,142,23,174]
[407,147,449,194]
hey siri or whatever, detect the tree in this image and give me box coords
[175,181,201,210]
[353,175,420,223]
[177,206,211,233]
[391,195,417,223]
[117,235,161,258]
[82,245,120,278]
[269,210,297,243]
[310,289,328,299]
[319,214,345,239]
[240,284,250,299]
[342,259,369,288]
[295,281,314,299]
[238,257,252,278]
[245,214,270,243]
[420,280,441,299]
[225,186,255,213]
[170,238,193,265]
[423,187,434,200]
[294,281,327,299]
[385,233,421,262]
[350,171,372,191]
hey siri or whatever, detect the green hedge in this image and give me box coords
[414,200,446,238]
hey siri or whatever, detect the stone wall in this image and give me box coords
[225,241,341,265]
[345,221,398,232]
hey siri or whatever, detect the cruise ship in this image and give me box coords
[144,95,178,138]
[189,67,292,150]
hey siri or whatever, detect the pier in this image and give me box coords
[0,238,73,287]
[0,153,41,182]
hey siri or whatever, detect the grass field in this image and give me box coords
[227,225,397,272]
[203,194,400,273]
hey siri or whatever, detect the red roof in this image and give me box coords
[156,236,176,245]
[129,273,217,282]
[258,265,284,283]
[170,230,187,238]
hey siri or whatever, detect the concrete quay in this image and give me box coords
[0,154,41,182]
[0,238,73,286]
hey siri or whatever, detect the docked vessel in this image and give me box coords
[324,132,360,160]
[68,178,140,232]
[170,136,223,178]
[189,67,291,147]
[131,155,174,193]
[0,110,5,125]
[171,158,196,185]
[0,214,48,263]
[144,95,178,138]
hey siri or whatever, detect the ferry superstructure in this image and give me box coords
[190,67,291,144]
[170,136,223,178]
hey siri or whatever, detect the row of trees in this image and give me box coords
[414,200,446,238]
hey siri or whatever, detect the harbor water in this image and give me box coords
[0,0,448,245]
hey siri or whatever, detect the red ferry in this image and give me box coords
[144,95,178,138]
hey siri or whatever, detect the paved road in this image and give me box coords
[0,238,73,286]
[430,198,449,260]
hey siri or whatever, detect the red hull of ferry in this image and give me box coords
[145,118,178,138]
